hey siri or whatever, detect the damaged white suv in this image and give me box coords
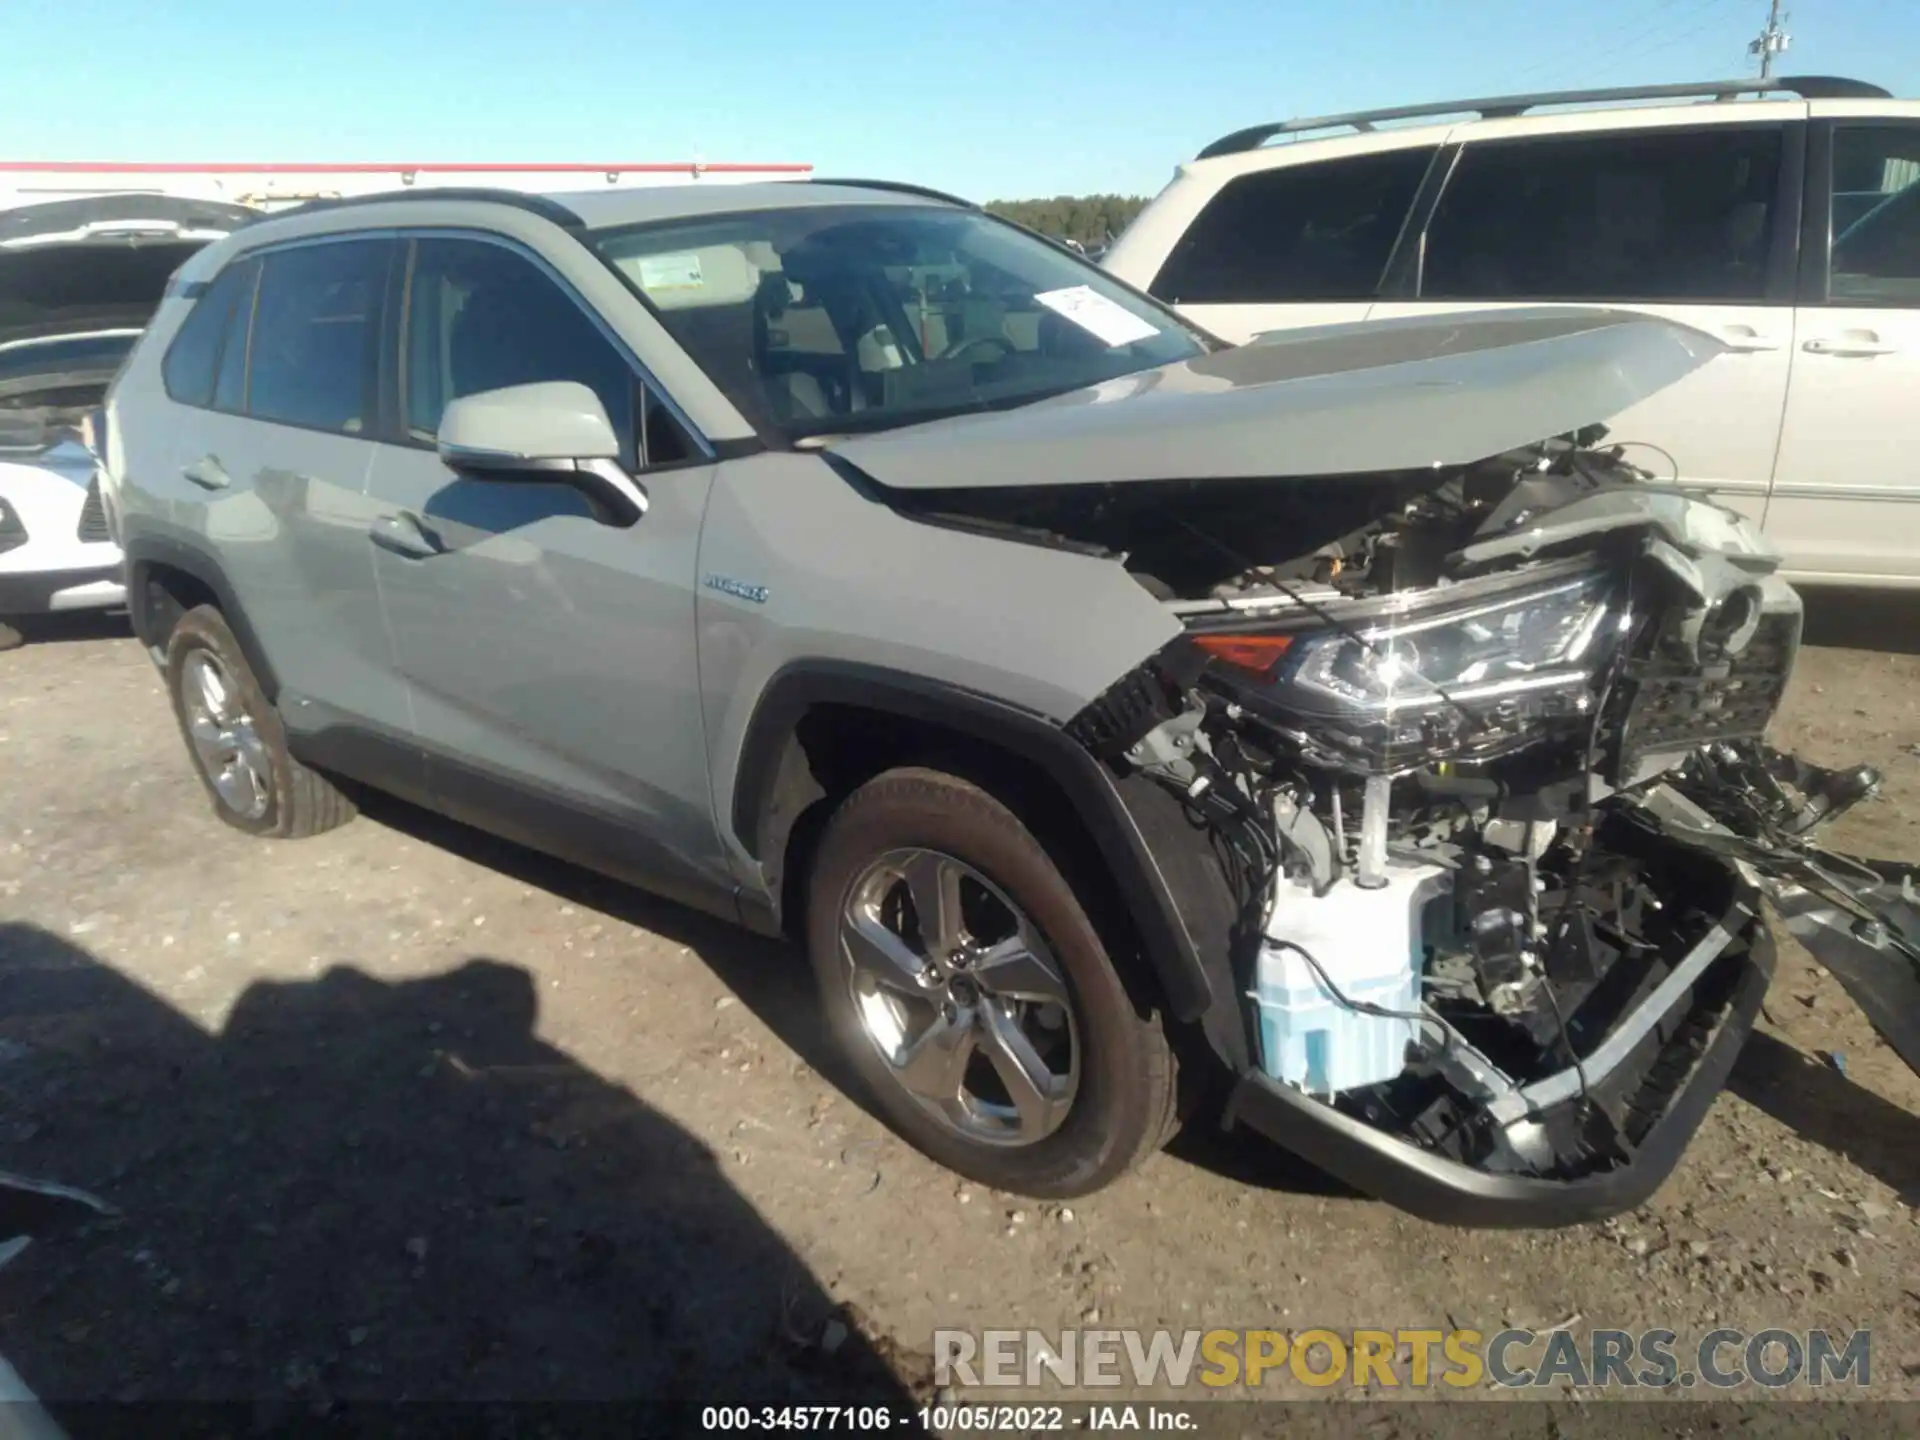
[1,195,258,646]
[103,181,1918,1221]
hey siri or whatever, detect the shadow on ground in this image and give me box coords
[346,790,869,1118]
[1730,1029,1920,1208]
[1801,589,1920,656]
[0,921,927,1423]
[1161,1122,1358,1199]
[4,612,134,650]
[352,789,1354,1203]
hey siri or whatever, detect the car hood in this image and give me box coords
[0,193,259,350]
[828,307,1721,491]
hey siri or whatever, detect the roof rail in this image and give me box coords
[242,186,585,229]
[797,177,977,208]
[1196,75,1892,160]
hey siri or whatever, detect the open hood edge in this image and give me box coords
[828,308,1724,492]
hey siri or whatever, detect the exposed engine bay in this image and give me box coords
[903,433,1919,1208]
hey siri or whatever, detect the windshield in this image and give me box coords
[591,204,1207,440]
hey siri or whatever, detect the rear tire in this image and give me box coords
[163,605,354,839]
[0,621,21,653]
[806,766,1175,1198]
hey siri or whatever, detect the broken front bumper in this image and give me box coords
[1219,754,1920,1228]
[1223,918,1773,1227]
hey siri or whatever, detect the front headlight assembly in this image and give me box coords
[1191,568,1619,769]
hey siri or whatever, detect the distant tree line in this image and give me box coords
[984,195,1150,250]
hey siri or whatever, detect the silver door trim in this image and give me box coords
[1768,482,1920,503]
[1671,476,1771,495]
[1672,478,1920,504]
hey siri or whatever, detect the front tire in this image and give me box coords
[805,767,1175,1198]
[163,605,354,839]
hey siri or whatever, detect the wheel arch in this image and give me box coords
[730,662,1246,1065]
[123,534,280,701]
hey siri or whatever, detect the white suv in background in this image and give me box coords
[1105,77,1920,589]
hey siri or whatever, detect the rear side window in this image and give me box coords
[211,260,258,412]
[1422,126,1784,303]
[1828,125,1920,305]
[161,261,252,406]
[247,240,390,434]
[1150,147,1435,304]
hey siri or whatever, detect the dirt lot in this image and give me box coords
[2,597,1919,1423]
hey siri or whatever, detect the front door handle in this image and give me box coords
[369,511,444,559]
[1803,336,1899,358]
[182,455,231,491]
[1718,325,1780,353]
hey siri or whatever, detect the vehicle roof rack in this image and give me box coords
[1196,75,1893,159]
[797,177,977,208]
[242,186,585,229]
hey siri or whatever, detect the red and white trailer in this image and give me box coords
[0,160,814,214]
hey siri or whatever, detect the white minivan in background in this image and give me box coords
[1105,76,1920,589]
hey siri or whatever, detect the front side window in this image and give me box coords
[1150,147,1435,304]
[592,204,1206,441]
[1422,126,1784,304]
[247,240,389,434]
[403,237,642,464]
[1828,125,1920,305]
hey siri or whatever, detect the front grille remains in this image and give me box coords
[1614,611,1799,773]
[76,477,110,543]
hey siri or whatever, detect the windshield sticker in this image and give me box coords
[636,252,705,292]
[1033,285,1159,348]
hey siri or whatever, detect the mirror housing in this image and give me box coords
[437,381,648,526]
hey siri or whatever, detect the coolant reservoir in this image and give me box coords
[1253,863,1450,1096]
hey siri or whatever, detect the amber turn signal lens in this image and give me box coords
[1193,634,1293,676]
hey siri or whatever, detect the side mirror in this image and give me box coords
[437,381,648,526]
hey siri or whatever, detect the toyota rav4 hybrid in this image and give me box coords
[99,181,1920,1222]
[1,195,258,647]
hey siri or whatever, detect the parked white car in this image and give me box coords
[1104,76,1920,589]
[1,194,257,646]
[0,423,121,646]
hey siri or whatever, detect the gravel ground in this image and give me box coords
[1,597,1918,1422]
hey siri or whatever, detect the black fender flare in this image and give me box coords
[730,662,1246,1065]
[122,534,281,701]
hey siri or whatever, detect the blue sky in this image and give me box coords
[5,0,1916,201]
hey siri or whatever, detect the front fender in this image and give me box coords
[1764,864,1920,1078]
[728,662,1249,1065]
[1630,755,1920,1083]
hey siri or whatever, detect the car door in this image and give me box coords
[1367,114,1802,529]
[1766,110,1920,583]
[361,232,731,909]
[1124,141,1439,345]
[160,236,412,748]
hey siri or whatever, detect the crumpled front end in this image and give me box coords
[1045,438,1917,1225]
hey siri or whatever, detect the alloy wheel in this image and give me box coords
[180,649,272,821]
[839,848,1079,1147]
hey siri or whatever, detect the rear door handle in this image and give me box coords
[1803,337,1899,357]
[369,511,444,560]
[182,455,231,491]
